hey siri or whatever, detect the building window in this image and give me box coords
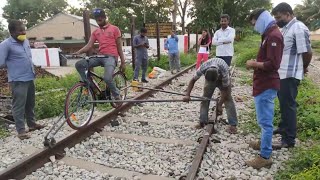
[64,36,72,40]
[45,37,54,40]
[28,37,36,41]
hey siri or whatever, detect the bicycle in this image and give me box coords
[64,55,128,130]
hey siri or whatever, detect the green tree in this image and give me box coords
[0,22,9,40]
[188,0,272,31]
[3,0,68,28]
[69,0,173,33]
[294,0,320,30]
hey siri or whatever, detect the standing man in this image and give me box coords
[212,14,236,66]
[133,27,149,83]
[245,9,284,169]
[0,20,45,140]
[183,58,238,133]
[74,8,126,100]
[165,30,180,74]
[272,3,312,148]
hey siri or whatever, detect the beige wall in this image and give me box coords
[26,13,97,40]
[311,34,320,41]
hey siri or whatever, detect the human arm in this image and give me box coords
[133,36,144,48]
[74,34,96,54]
[295,27,313,74]
[246,36,283,71]
[213,29,235,45]
[144,37,149,49]
[183,78,197,102]
[0,41,9,68]
[183,70,203,102]
[116,37,126,72]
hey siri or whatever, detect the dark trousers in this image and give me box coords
[216,56,232,66]
[10,81,36,134]
[277,78,300,145]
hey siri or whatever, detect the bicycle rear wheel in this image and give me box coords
[64,82,95,130]
[110,72,128,108]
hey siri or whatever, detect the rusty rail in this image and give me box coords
[0,64,195,180]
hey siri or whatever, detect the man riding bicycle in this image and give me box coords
[74,8,126,100]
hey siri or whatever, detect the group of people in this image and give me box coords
[0,2,313,172]
[183,2,312,170]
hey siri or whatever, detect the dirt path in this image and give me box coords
[308,56,320,88]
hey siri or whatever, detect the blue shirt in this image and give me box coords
[133,35,149,59]
[0,37,35,82]
[165,35,179,54]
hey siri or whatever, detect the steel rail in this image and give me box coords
[0,64,196,180]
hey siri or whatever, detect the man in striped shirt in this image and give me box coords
[183,58,238,133]
[272,3,313,148]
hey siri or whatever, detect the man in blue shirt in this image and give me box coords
[133,27,149,83]
[165,31,180,74]
[0,20,45,140]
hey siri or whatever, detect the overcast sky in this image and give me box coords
[0,0,303,28]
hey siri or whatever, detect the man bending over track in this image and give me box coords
[74,8,125,100]
[183,58,238,133]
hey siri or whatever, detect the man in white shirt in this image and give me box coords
[212,14,236,66]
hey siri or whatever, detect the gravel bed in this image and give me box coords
[105,118,203,141]
[65,133,196,177]
[24,161,126,180]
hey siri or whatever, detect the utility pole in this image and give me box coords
[83,10,92,56]
[131,16,136,69]
[172,0,178,30]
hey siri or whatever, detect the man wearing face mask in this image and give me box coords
[271,3,312,149]
[165,30,180,74]
[245,9,284,169]
[133,27,149,83]
[74,8,126,101]
[212,14,235,66]
[0,20,45,140]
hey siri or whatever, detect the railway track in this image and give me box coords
[0,64,223,180]
[0,63,293,180]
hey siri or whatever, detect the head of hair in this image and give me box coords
[205,68,218,82]
[140,27,147,33]
[8,20,23,34]
[272,2,293,15]
[220,14,230,21]
[249,9,266,21]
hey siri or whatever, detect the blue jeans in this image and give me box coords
[254,89,277,159]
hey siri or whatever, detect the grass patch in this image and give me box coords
[275,143,320,180]
[312,40,320,55]
[0,124,9,138]
[233,35,260,67]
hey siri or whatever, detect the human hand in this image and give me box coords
[183,96,191,103]
[246,60,256,70]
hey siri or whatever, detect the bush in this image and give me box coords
[233,35,260,67]
[275,144,320,180]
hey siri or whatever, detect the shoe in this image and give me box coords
[18,132,31,140]
[141,79,149,83]
[114,96,123,107]
[249,140,261,150]
[194,123,205,129]
[245,155,272,169]
[273,128,284,135]
[28,123,45,132]
[226,125,237,134]
[272,142,295,150]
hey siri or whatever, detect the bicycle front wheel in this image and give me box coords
[110,72,128,108]
[64,82,95,130]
